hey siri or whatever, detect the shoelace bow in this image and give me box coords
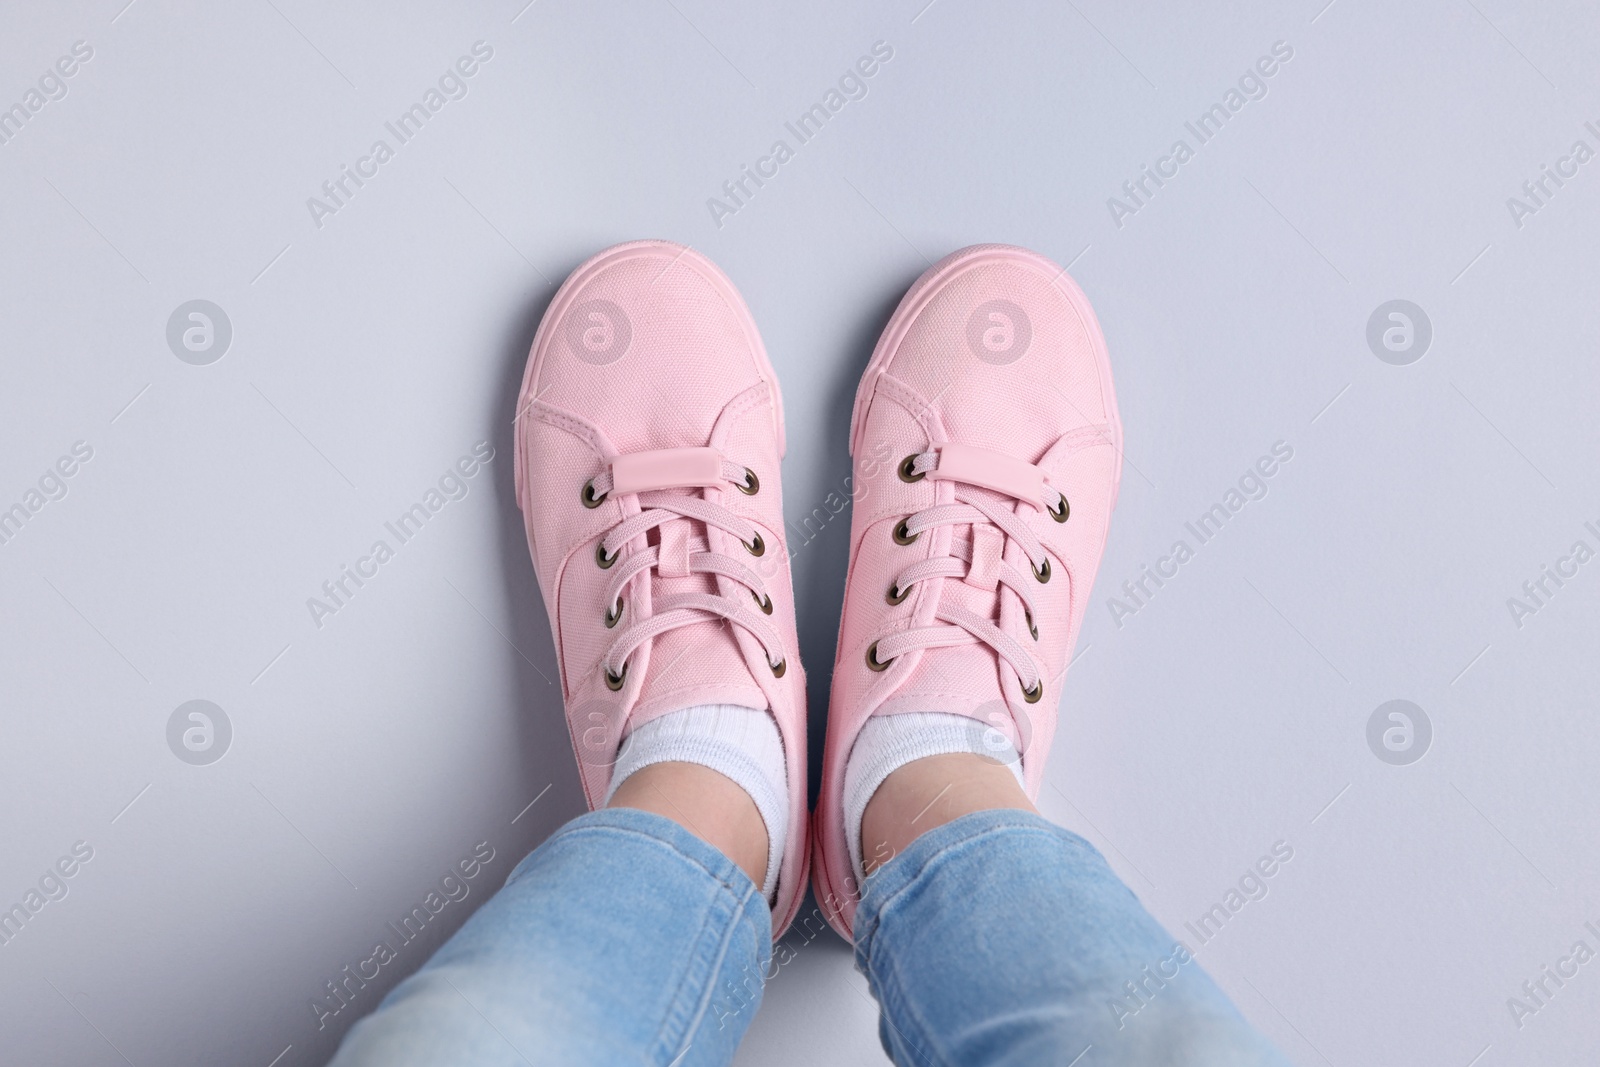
[584,456,787,691]
[867,449,1070,707]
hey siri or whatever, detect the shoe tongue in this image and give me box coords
[638,617,759,705]
[632,513,765,719]
[889,644,1002,719]
[888,522,1013,719]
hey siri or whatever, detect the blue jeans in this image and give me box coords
[329,808,1288,1066]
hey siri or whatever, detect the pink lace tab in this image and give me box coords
[927,443,1045,507]
[611,447,724,495]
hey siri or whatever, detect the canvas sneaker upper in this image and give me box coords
[514,240,810,935]
[813,244,1123,937]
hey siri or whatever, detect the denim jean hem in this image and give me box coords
[854,808,1086,966]
[512,806,762,902]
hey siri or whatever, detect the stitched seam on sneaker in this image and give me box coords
[531,399,607,456]
[718,381,770,435]
[875,373,938,439]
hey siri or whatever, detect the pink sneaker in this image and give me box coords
[514,240,809,934]
[812,244,1123,936]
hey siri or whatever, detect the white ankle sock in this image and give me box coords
[842,711,1025,883]
[605,704,787,898]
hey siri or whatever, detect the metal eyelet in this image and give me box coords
[1021,679,1043,703]
[886,581,910,606]
[897,455,925,483]
[1026,609,1038,641]
[605,663,628,691]
[893,519,919,546]
[1032,557,1051,583]
[605,599,624,629]
[1048,495,1069,523]
[581,479,607,509]
[769,658,787,678]
[754,591,773,615]
[865,641,892,672]
[596,541,618,569]
[737,468,760,495]
[743,532,765,557]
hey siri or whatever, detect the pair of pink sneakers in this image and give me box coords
[514,241,1121,938]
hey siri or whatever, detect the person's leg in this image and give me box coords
[330,764,771,1067]
[611,760,769,887]
[336,241,813,1064]
[813,245,1286,1063]
[852,753,1290,1066]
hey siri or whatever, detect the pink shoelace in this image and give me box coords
[866,448,1070,707]
[583,453,787,691]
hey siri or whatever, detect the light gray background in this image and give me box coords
[2,0,1597,1064]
